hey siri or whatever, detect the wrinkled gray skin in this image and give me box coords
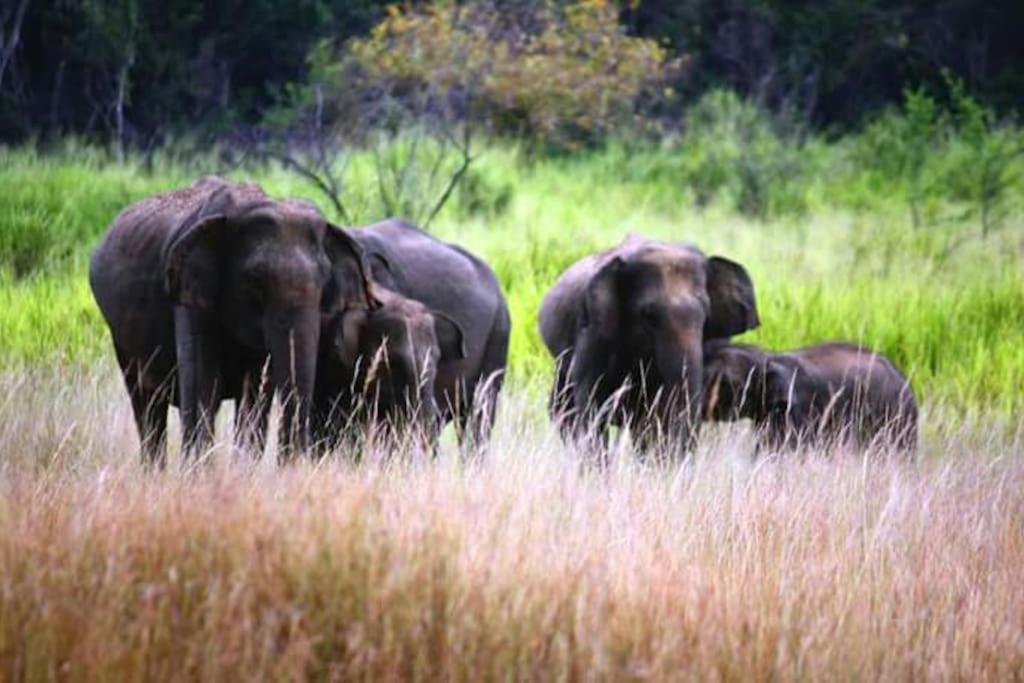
[89,176,375,466]
[539,234,759,458]
[702,340,919,452]
[314,218,511,449]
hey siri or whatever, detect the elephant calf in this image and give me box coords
[314,218,510,449]
[702,340,918,452]
[314,285,466,445]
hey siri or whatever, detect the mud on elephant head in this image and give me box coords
[539,234,759,458]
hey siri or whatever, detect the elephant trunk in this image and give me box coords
[268,308,320,462]
[653,336,703,455]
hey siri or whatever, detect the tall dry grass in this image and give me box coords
[0,365,1022,680]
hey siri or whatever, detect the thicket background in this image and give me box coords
[3,0,1023,143]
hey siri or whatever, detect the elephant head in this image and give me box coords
[569,238,759,453]
[163,181,376,457]
[334,286,466,439]
[702,341,806,440]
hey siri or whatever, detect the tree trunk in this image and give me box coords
[0,0,30,93]
[115,59,130,163]
[48,59,65,132]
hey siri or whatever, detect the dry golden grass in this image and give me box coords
[0,365,1022,681]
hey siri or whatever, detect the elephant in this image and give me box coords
[312,283,466,447]
[702,340,919,452]
[313,218,511,450]
[539,234,759,458]
[89,176,376,466]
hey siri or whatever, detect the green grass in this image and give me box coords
[0,139,1021,415]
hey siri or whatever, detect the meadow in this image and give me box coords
[0,118,1022,678]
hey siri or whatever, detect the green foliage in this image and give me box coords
[678,90,809,219]
[942,72,1024,238]
[452,167,514,220]
[344,1,678,149]
[1,118,1022,414]
[849,76,1024,252]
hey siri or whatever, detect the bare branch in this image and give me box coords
[424,122,473,229]
[265,149,351,224]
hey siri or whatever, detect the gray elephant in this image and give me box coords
[313,218,510,450]
[539,234,759,458]
[89,176,376,465]
[702,340,919,452]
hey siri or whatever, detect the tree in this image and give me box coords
[0,0,30,93]
[79,0,141,161]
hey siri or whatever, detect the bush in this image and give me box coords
[343,1,679,149]
[678,90,809,219]
[850,74,1024,249]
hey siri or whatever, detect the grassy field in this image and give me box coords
[1,142,1022,410]
[0,369,1022,679]
[0,132,1022,678]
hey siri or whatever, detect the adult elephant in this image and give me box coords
[90,176,376,466]
[539,234,759,458]
[313,218,510,450]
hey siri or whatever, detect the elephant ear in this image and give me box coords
[581,256,624,336]
[433,311,467,361]
[164,214,226,309]
[324,224,381,314]
[704,256,760,339]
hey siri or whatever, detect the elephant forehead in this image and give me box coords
[629,250,705,291]
[233,206,322,242]
[245,247,324,297]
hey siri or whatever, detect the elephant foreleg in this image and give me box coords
[116,347,171,468]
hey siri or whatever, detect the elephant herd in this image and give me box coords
[89,177,918,466]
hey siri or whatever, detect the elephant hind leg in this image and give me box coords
[549,351,583,444]
[454,376,500,454]
[457,318,510,453]
[116,346,171,468]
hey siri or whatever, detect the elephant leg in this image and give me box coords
[174,306,222,460]
[115,346,170,468]
[549,352,581,444]
[462,318,510,453]
[235,367,272,460]
[453,382,480,454]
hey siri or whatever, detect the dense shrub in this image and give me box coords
[342,1,680,149]
[851,75,1024,246]
[677,90,809,219]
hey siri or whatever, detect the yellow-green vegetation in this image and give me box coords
[344,0,676,147]
[1,104,1022,680]
[1,119,1022,413]
[4,1,1023,677]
